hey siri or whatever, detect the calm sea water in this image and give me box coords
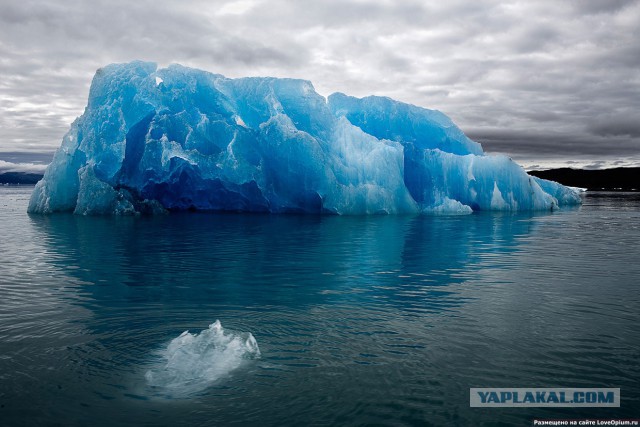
[0,186,639,426]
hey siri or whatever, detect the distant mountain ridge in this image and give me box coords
[529,167,640,191]
[0,172,44,185]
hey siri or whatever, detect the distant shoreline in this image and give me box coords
[529,167,640,192]
[0,172,44,185]
[2,168,639,192]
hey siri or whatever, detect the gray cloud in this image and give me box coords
[588,116,640,138]
[0,160,47,174]
[469,129,640,157]
[469,128,640,170]
[1,0,639,172]
[0,152,53,164]
[570,0,637,14]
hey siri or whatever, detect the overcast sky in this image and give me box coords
[1,0,639,173]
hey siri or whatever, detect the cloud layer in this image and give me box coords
[1,0,638,170]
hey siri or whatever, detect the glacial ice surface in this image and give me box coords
[28,61,581,215]
[145,320,260,398]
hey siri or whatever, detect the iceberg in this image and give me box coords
[28,61,580,215]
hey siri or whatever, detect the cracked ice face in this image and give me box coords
[28,61,581,216]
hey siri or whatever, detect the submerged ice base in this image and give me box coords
[28,61,581,215]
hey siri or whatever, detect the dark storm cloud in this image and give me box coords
[1,0,639,171]
[0,152,53,164]
[570,0,637,14]
[469,128,640,170]
[470,129,640,158]
[588,116,640,138]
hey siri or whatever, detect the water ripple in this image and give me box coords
[0,188,639,425]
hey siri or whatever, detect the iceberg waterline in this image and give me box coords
[28,61,581,215]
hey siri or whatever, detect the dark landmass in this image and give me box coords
[0,172,44,185]
[529,167,640,191]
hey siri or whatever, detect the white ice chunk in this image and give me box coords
[145,320,260,398]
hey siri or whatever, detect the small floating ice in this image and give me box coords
[145,320,260,397]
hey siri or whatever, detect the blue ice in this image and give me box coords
[28,61,581,215]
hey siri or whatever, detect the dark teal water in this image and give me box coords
[1,186,639,426]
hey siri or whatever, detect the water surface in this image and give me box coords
[1,187,639,426]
